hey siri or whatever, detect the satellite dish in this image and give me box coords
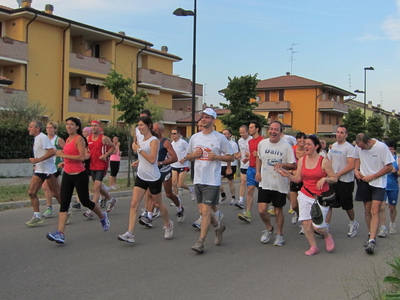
[16,0,22,8]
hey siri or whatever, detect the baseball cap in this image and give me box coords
[202,108,217,119]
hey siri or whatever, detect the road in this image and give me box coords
[0,182,398,300]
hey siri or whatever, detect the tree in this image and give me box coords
[144,100,163,122]
[343,108,365,143]
[219,74,266,138]
[387,118,400,142]
[366,115,384,140]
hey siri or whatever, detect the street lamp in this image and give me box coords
[174,0,197,180]
[363,66,374,121]
[354,89,365,121]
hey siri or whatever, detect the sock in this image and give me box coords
[368,239,375,243]
[349,220,354,225]
[148,212,153,220]
[34,212,41,218]
[390,222,396,226]
[246,211,251,217]
[239,197,244,202]
[221,192,226,198]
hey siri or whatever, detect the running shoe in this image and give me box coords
[107,198,118,213]
[219,196,227,205]
[215,224,226,245]
[230,198,237,205]
[273,234,284,246]
[191,238,204,253]
[235,201,244,210]
[347,220,359,237]
[139,216,153,228]
[153,207,161,218]
[215,211,224,222]
[140,208,148,218]
[43,208,55,218]
[170,202,176,207]
[238,212,251,223]
[305,246,319,256]
[66,210,73,225]
[365,240,376,255]
[288,206,295,214]
[164,220,174,239]
[100,197,107,208]
[291,212,298,224]
[389,223,397,235]
[46,230,65,244]
[378,225,388,238]
[25,216,44,227]
[192,217,201,229]
[100,212,110,231]
[118,231,135,243]
[299,225,305,235]
[189,187,196,201]
[72,202,81,209]
[260,226,275,244]
[83,210,94,219]
[110,185,117,190]
[268,206,275,216]
[176,206,185,223]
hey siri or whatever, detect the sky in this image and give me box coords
[3,0,400,112]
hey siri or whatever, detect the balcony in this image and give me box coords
[318,100,348,114]
[68,96,111,115]
[0,88,27,108]
[69,53,111,75]
[138,68,203,97]
[318,124,339,134]
[255,101,290,111]
[0,38,28,65]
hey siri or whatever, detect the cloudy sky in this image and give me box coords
[3,0,400,112]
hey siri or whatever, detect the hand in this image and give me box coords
[58,162,65,169]
[316,178,327,190]
[354,170,364,180]
[273,163,283,171]
[132,142,140,152]
[56,150,64,158]
[255,172,262,182]
[362,175,374,183]
[131,160,139,167]
[29,158,37,164]
[252,150,257,157]
[208,151,219,161]
[242,158,248,164]
[193,147,203,159]
[99,154,107,161]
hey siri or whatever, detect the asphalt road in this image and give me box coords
[1,182,399,300]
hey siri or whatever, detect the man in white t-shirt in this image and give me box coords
[325,125,359,237]
[235,125,252,209]
[255,121,296,246]
[219,128,239,205]
[354,133,394,255]
[26,121,61,226]
[186,108,234,254]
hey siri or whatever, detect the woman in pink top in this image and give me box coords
[280,135,337,256]
[46,117,110,245]
[109,136,121,189]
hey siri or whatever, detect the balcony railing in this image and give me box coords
[69,53,111,75]
[68,96,111,115]
[0,37,28,62]
[318,100,348,114]
[138,68,203,96]
[0,88,27,108]
[255,101,290,111]
[317,124,339,134]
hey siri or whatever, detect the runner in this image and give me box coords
[235,125,252,209]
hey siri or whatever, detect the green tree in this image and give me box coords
[388,118,400,142]
[219,74,266,138]
[366,115,384,140]
[144,101,163,122]
[343,108,366,143]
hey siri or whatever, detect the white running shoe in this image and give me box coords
[389,223,397,235]
[164,220,174,239]
[260,227,275,244]
[378,225,388,238]
[291,212,298,224]
[347,220,359,237]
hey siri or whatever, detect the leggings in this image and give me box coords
[60,171,95,212]
[110,161,120,177]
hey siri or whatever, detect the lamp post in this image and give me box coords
[363,66,374,121]
[354,89,365,122]
[174,0,197,180]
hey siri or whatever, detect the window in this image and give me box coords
[278,90,284,101]
[322,113,326,125]
[265,91,270,102]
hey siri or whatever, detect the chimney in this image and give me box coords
[377,104,381,108]
[45,4,54,14]
[22,0,32,8]
[161,46,168,53]
[392,109,396,115]
[118,31,126,36]
[286,72,291,76]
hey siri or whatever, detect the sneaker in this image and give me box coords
[325,235,335,252]
[273,234,284,246]
[106,198,118,213]
[170,202,176,207]
[110,185,117,190]
[153,207,161,218]
[46,230,65,244]
[192,217,201,229]
[72,202,81,209]
[291,212,298,224]
[215,224,226,245]
[189,187,196,201]
[305,246,319,256]
[235,201,245,210]
[238,212,251,223]
[299,225,305,235]
[378,225,388,238]
[164,220,174,239]
[43,208,55,218]
[100,212,110,231]
[140,208,148,218]
[66,210,73,225]
[348,221,359,237]
[26,216,44,227]
[215,211,224,222]
[288,207,295,214]
[191,238,204,253]
[219,196,227,205]
[230,198,237,205]
[83,210,94,219]
[118,231,135,243]
[260,226,275,244]
[389,223,397,235]
[268,206,275,216]
[139,216,153,228]
[100,197,107,208]
[176,206,185,223]
[365,240,376,255]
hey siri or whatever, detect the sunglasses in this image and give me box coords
[171,133,178,135]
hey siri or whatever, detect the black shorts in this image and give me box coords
[221,166,236,180]
[110,161,120,177]
[135,175,163,195]
[172,166,189,174]
[257,188,286,208]
[330,180,354,210]
[355,179,386,202]
[240,168,248,175]
[160,169,172,182]
[290,181,303,192]
[34,172,52,180]
[91,170,105,182]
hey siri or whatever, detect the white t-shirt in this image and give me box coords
[171,138,189,168]
[238,135,252,169]
[135,126,144,143]
[281,135,297,147]
[137,136,160,181]
[353,139,394,188]
[328,141,355,183]
[221,140,239,167]
[257,138,295,194]
[187,131,233,186]
[33,132,57,174]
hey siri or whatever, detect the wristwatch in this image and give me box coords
[137,148,142,153]
[183,157,187,161]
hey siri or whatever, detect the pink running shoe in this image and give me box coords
[325,235,335,252]
[305,246,320,256]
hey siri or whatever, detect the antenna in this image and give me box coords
[287,43,300,74]
[16,0,22,8]
[380,91,383,107]
[348,74,351,92]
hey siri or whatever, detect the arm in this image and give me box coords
[336,157,355,178]
[354,158,363,180]
[255,156,262,182]
[29,148,55,164]
[134,139,159,164]
[158,140,178,167]
[57,137,66,149]
[362,163,393,183]
[100,136,116,160]
[56,136,85,161]
[279,157,303,183]
[316,157,338,190]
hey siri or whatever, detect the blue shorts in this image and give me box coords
[386,190,399,205]
[246,167,259,187]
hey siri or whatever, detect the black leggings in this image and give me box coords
[110,161,120,177]
[60,171,95,212]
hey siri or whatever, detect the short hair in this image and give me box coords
[32,120,44,131]
[337,125,348,133]
[140,109,152,117]
[249,121,261,132]
[307,134,321,153]
[386,140,397,150]
[296,131,306,139]
[172,128,181,134]
[154,122,164,131]
[47,121,59,131]
[222,128,232,135]
[239,125,248,131]
[269,120,284,132]
[355,133,371,144]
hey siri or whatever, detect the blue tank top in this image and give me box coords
[158,138,168,162]
[387,155,399,191]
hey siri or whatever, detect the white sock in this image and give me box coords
[239,197,244,202]
[34,212,41,218]
[148,212,153,219]
[349,220,354,225]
